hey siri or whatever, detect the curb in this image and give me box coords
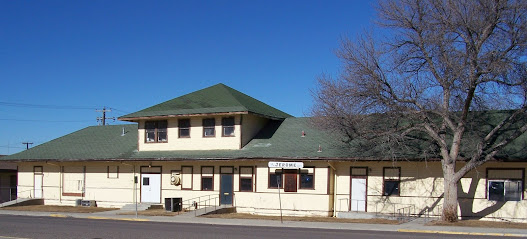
[49,214,69,218]
[398,229,527,237]
[48,214,150,222]
[86,216,150,222]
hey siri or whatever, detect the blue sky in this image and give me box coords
[0,0,375,155]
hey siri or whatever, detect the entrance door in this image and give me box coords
[351,178,366,211]
[284,170,297,192]
[34,166,43,198]
[141,174,161,203]
[34,174,43,198]
[220,174,233,205]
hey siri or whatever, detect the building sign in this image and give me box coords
[268,162,304,169]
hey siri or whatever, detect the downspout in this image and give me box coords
[46,161,61,203]
[120,161,136,201]
[121,161,138,218]
[328,162,337,217]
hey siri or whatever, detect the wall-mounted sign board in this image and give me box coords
[268,162,304,169]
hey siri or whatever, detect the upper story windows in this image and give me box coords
[178,119,190,138]
[222,117,235,137]
[203,118,216,137]
[139,115,244,151]
[145,120,167,143]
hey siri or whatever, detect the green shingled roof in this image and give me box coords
[119,84,292,120]
[2,115,525,162]
[3,124,138,161]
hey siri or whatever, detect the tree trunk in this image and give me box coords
[442,164,459,222]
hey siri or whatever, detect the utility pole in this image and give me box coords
[96,107,115,126]
[22,142,33,150]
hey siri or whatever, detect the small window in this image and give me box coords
[239,166,253,192]
[178,119,190,138]
[383,167,400,196]
[222,117,235,137]
[269,170,283,189]
[488,180,522,201]
[384,180,400,196]
[202,178,213,191]
[203,118,215,137]
[201,166,214,191]
[300,168,314,189]
[143,177,150,186]
[145,120,168,143]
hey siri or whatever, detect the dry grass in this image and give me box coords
[0,205,118,213]
[201,213,401,224]
[428,220,527,229]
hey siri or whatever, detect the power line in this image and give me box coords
[0,119,93,123]
[0,101,97,110]
[109,107,131,114]
[0,145,24,149]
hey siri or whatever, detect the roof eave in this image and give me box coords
[119,111,250,122]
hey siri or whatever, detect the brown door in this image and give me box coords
[284,170,297,192]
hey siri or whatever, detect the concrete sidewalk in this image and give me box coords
[0,209,526,237]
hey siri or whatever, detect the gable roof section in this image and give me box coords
[119,83,292,120]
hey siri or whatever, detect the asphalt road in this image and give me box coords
[0,215,518,239]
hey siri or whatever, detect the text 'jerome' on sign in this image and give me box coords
[268,161,304,169]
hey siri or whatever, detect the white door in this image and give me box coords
[141,174,161,203]
[351,178,366,212]
[34,174,43,198]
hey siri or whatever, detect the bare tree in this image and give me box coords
[312,0,527,222]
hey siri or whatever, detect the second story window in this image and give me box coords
[178,119,190,138]
[203,118,215,137]
[222,117,235,137]
[145,120,167,143]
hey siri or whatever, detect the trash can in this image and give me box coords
[165,198,182,212]
[75,199,82,207]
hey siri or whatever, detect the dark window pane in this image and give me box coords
[179,128,190,138]
[179,119,190,138]
[158,120,167,129]
[146,131,156,142]
[203,118,215,136]
[240,178,253,192]
[202,177,213,191]
[143,177,150,186]
[223,126,235,136]
[505,181,522,201]
[488,181,505,201]
[300,174,314,189]
[203,118,215,127]
[10,175,17,187]
[157,131,167,142]
[145,122,156,129]
[204,128,215,137]
[178,119,190,128]
[269,173,282,188]
[222,117,234,126]
[384,181,400,196]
